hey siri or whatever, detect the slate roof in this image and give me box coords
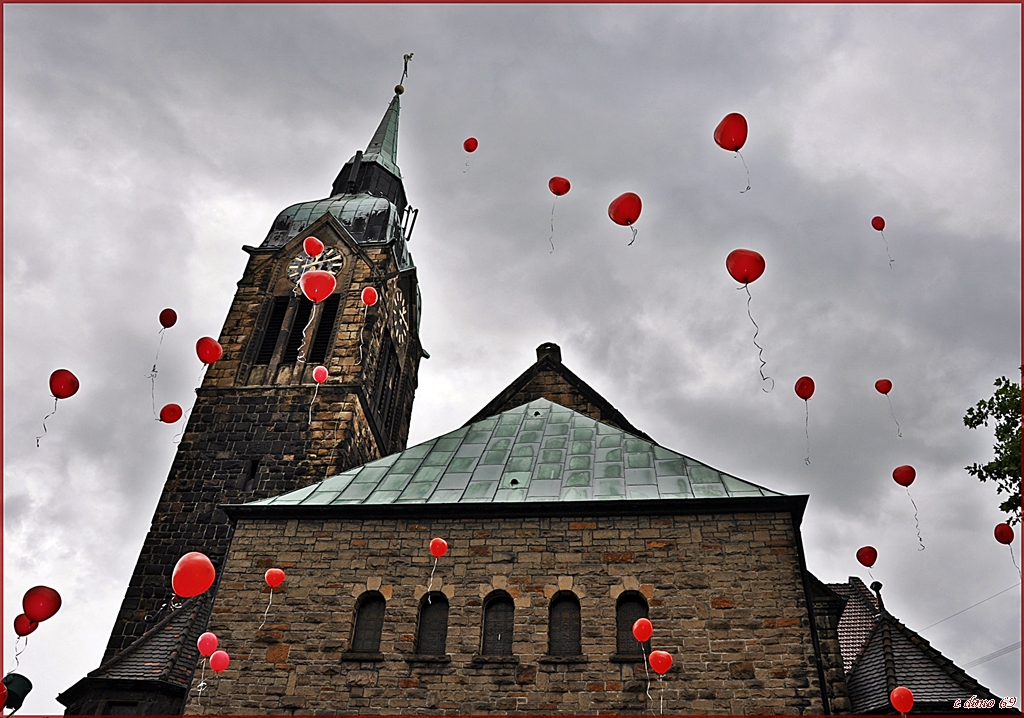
[246,397,783,509]
[86,594,210,686]
[829,578,1010,714]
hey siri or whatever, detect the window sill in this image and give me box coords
[340,652,384,662]
[405,655,452,664]
[470,655,519,666]
[610,653,648,663]
[539,655,588,664]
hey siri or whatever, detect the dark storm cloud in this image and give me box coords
[4,5,1019,713]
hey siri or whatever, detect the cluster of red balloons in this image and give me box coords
[13,586,62,637]
[631,618,671,675]
[296,236,337,304]
[172,552,216,599]
[198,632,230,673]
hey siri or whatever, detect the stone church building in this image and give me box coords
[58,82,1010,716]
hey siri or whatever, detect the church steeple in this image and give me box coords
[361,93,401,179]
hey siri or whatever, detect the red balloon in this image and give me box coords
[463,137,478,153]
[209,649,230,673]
[13,614,38,637]
[632,617,652,643]
[361,286,378,307]
[159,403,183,423]
[649,650,673,675]
[303,236,324,257]
[196,337,223,365]
[23,586,61,622]
[795,376,815,401]
[725,249,765,285]
[49,369,80,400]
[429,537,448,558]
[548,176,571,196]
[171,552,216,598]
[299,270,336,304]
[265,568,286,588]
[875,379,892,395]
[995,523,1014,545]
[197,631,218,657]
[312,366,328,384]
[892,465,916,487]
[856,546,877,568]
[890,686,914,714]
[714,112,748,152]
[159,308,177,328]
[608,192,642,227]
[871,216,885,232]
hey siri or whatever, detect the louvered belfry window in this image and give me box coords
[281,298,314,364]
[254,296,290,364]
[548,592,582,656]
[416,594,448,655]
[307,294,341,364]
[351,592,386,654]
[482,592,514,656]
[616,592,650,655]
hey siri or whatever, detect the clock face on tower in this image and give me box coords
[386,279,409,348]
[287,247,344,285]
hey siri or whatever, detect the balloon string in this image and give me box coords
[36,397,58,447]
[148,327,166,417]
[548,199,556,254]
[879,230,894,268]
[659,674,664,716]
[804,402,811,466]
[886,394,903,438]
[628,225,638,247]
[308,383,320,427]
[296,305,317,364]
[463,158,470,174]
[427,556,437,604]
[735,150,751,193]
[641,643,652,705]
[868,568,876,583]
[1010,545,1021,579]
[172,403,195,445]
[742,285,774,392]
[8,636,25,674]
[325,413,342,480]
[258,587,274,631]
[906,487,924,550]
[196,658,207,706]
[356,305,367,366]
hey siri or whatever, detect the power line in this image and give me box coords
[962,641,1021,669]
[921,582,1021,631]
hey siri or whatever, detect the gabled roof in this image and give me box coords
[465,343,655,442]
[245,397,783,509]
[829,578,1009,714]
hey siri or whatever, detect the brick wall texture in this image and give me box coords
[183,510,827,715]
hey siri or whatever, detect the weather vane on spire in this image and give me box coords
[396,53,413,95]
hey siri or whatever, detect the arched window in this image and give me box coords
[416,593,449,655]
[351,591,386,654]
[548,592,582,656]
[481,591,514,656]
[616,591,651,656]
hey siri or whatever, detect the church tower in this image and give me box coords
[58,82,425,715]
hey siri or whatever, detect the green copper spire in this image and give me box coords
[362,93,401,179]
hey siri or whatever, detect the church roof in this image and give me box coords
[245,397,783,508]
[828,577,1009,714]
[359,92,401,179]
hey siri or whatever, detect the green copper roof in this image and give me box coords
[360,93,401,179]
[246,398,783,507]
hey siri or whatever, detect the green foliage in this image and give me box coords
[963,375,1021,525]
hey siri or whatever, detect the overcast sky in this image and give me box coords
[3,5,1021,714]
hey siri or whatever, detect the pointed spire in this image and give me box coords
[361,93,401,179]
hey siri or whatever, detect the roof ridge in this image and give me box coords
[88,595,204,678]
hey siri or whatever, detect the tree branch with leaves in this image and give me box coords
[963,374,1021,525]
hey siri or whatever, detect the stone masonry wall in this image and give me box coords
[184,510,826,715]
